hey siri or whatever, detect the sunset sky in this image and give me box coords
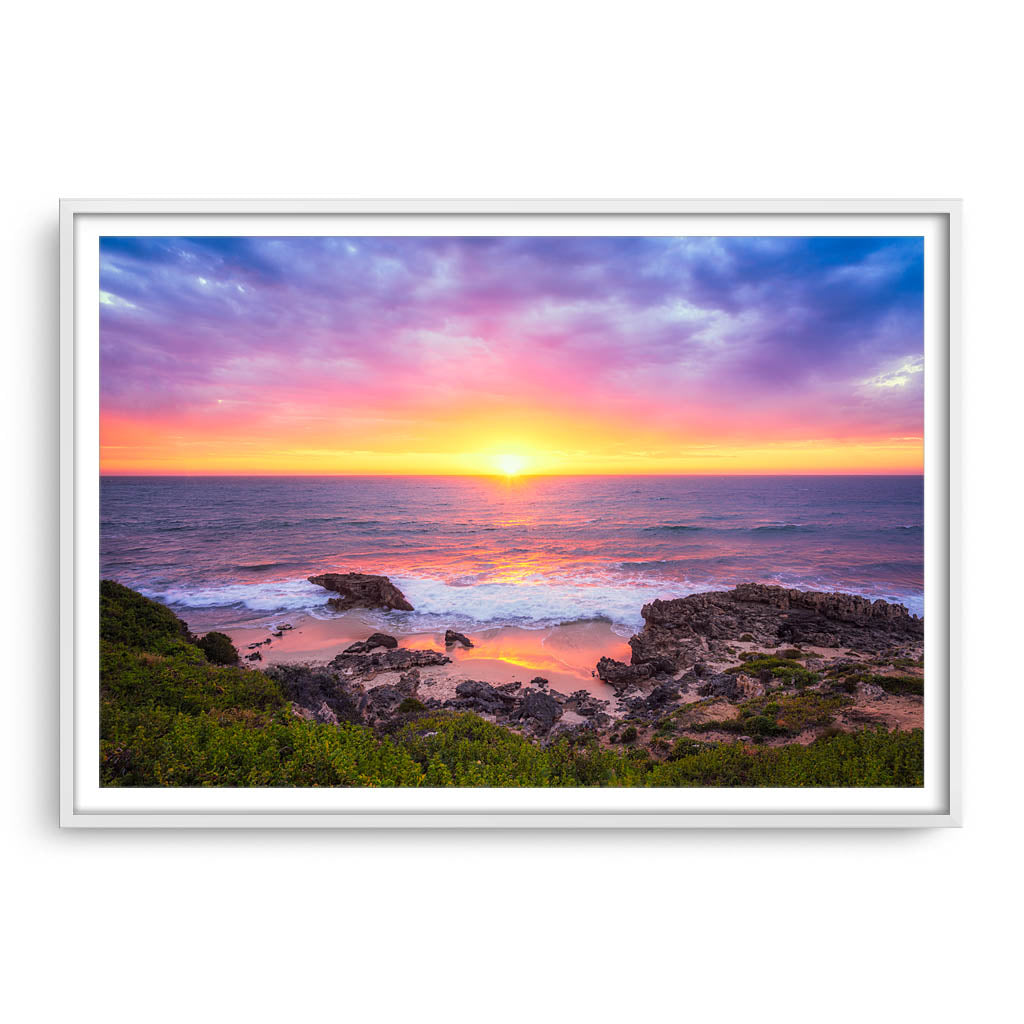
[99,235,924,475]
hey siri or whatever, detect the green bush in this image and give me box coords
[197,631,239,665]
[100,579,193,651]
[728,655,819,689]
[873,675,924,696]
[644,728,923,788]
[834,671,924,697]
[668,738,710,760]
[692,692,851,738]
[397,697,426,714]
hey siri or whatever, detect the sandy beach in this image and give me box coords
[220,611,627,701]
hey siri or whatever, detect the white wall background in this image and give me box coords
[4,2,1019,1020]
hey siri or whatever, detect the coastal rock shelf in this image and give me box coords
[629,584,923,674]
[307,572,414,612]
[272,583,924,750]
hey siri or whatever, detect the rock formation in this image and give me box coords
[308,572,414,612]
[329,647,449,675]
[343,632,399,654]
[630,584,922,671]
[444,629,473,649]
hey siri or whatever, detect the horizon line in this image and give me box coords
[99,471,926,479]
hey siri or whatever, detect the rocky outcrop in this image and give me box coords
[329,647,449,675]
[444,629,474,649]
[730,583,920,626]
[268,664,362,725]
[449,679,519,716]
[564,689,611,719]
[273,583,923,750]
[629,584,923,670]
[595,657,657,691]
[696,673,742,699]
[308,573,414,612]
[343,632,399,655]
[512,690,562,732]
[441,680,579,737]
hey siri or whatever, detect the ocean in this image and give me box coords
[100,475,924,636]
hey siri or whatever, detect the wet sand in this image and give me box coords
[220,612,627,700]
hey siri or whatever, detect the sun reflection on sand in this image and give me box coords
[224,612,630,700]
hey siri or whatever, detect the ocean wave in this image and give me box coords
[137,571,925,629]
[642,524,705,533]
[139,579,329,613]
[390,576,687,632]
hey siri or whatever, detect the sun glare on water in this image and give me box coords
[493,453,529,477]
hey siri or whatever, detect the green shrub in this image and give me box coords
[728,655,819,689]
[397,697,426,714]
[693,692,851,738]
[891,656,924,669]
[620,725,638,744]
[644,728,923,788]
[837,672,924,697]
[100,579,193,651]
[668,738,709,760]
[873,675,924,696]
[197,631,239,665]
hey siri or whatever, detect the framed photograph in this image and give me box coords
[60,199,960,827]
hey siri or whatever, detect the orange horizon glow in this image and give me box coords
[99,401,923,476]
[99,442,923,476]
[100,415,922,475]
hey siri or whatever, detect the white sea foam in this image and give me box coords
[139,578,330,613]
[391,576,697,631]
[141,574,701,631]
[140,573,924,629]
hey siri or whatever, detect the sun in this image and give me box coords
[493,453,529,477]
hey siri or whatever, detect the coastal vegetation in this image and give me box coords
[100,582,923,789]
[196,631,239,665]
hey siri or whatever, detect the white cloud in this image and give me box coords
[862,355,924,389]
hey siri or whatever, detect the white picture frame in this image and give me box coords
[60,198,961,828]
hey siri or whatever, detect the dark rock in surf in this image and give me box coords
[444,629,474,649]
[308,572,414,612]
